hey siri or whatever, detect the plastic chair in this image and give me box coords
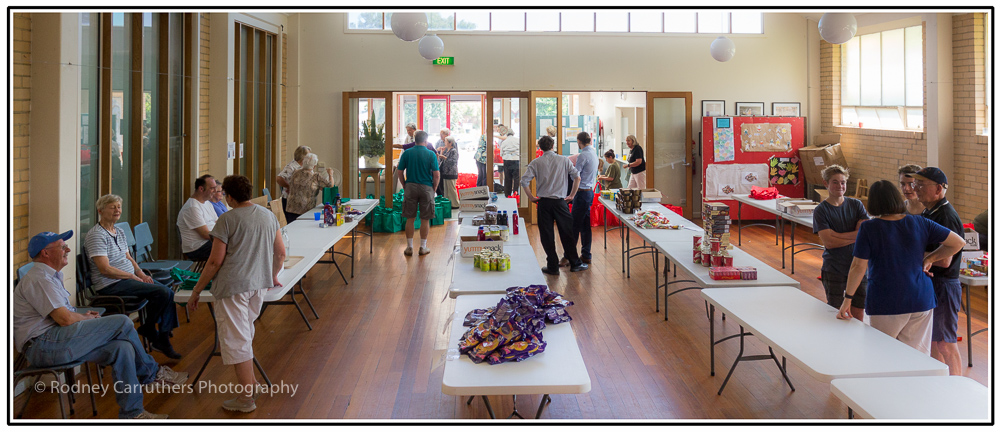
[133,222,192,273]
[76,250,150,353]
[115,222,137,256]
[15,262,33,286]
[13,352,97,419]
[263,187,272,203]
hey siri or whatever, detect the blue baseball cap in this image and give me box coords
[911,167,948,187]
[27,230,73,258]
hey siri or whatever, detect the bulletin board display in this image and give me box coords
[702,116,806,221]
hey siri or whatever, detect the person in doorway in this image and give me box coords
[597,150,623,190]
[394,124,426,150]
[187,175,285,413]
[276,145,311,223]
[837,180,965,355]
[560,132,599,266]
[474,134,489,187]
[285,154,334,222]
[541,125,557,158]
[435,128,452,196]
[625,135,646,189]
[85,194,181,359]
[812,165,869,321]
[913,167,966,376]
[439,136,461,208]
[15,230,188,419]
[395,130,440,257]
[500,127,521,197]
[898,164,925,215]
[177,174,219,261]
[520,135,588,275]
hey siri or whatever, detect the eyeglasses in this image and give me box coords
[44,244,70,252]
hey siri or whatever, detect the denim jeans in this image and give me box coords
[99,278,178,338]
[24,315,159,418]
[476,161,488,187]
[571,190,594,260]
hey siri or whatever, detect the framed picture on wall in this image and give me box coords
[701,100,725,117]
[772,102,801,117]
[735,102,765,116]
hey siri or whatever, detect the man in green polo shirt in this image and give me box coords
[394,130,440,257]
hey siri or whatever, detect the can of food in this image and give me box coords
[711,254,724,267]
[491,256,499,271]
[503,254,511,271]
[480,255,491,272]
[722,254,734,267]
[499,255,509,271]
[710,239,721,253]
[693,235,702,249]
[474,253,481,269]
[693,249,702,263]
[702,251,712,267]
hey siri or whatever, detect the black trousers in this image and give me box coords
[503,160,520,197]
[537,198,580,270]
[476,162,488,187]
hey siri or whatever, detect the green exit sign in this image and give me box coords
[431,57,454,66]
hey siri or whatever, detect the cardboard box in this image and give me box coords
[786,203,818,217]
[640,189,662,203]
[776,198,815,213]
[459,186,490,201]
[459,200,488,212]
[798,135,848,185]
[459,236,504,257]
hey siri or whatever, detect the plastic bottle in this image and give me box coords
[477,226,486,241]
[323,203,335,226]
[512,211,519,235]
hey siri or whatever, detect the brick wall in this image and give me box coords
[198,13,211,175]
[13,13,31,269]
[950,13,988,222]
[281,33,287,167]
[819,31,928,195]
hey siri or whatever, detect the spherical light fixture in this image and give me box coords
[391,12,428,42]
[818,13,857,44]
[418,34,444,60]
[710,36,736,62]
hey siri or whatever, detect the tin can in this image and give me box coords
[693,249,702,263]
[474,253,480,269]
[723,255,733,267]
[480,255,490,272]
[711,254,724,267]
[490,256,498,271]
[504,254,511,271]
[499,255,509,272]
[710,239,721,253]
[702,251,712,267]
[693,235,702,249]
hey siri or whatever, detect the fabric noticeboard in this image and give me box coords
[705,163,770,200]
[740,123,792,152]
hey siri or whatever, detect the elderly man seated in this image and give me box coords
[14,231,188,419]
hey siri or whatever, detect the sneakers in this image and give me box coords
[404,246,413,256]
[419,247,431,256]
[133,410,169,419]
[570,263,590,272]
[222,396,257,413]
[154,365,189,385]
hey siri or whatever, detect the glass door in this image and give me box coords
[419,95,449,143]
[527,91,563,223]
[486,92,530,221]
[646,92,693,217]
[343,91,392,201]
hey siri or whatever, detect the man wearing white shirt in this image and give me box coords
[499,126,520,197]
[177,174,219,261]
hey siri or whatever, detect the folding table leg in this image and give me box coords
[481,396,496,419]
[966,283,973,367]
[534,394,552,419]
[295,280,320,320]
[507,395,525,419]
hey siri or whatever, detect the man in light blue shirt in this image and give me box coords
[562,131,599,265]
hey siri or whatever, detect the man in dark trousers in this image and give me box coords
[520,135,588,275]
[913,167,964,375]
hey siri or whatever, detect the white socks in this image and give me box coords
[407,238,413,248]
[420,239,428,248]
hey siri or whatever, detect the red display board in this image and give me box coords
[701,116,806,221]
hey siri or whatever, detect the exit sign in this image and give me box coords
[431,57,454,66]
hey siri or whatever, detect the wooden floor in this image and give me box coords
[17,219,991,421]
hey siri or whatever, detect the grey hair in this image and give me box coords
[96,194,123,212]
[294,145,312,163]
[301,153,319,170]
[440,128,451,136]
[446,136,457,145]
[405,122,417,130]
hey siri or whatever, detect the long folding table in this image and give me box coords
[448,244,547,298]
[441,294,591,419]
[702,286,948,396]
[959,274,989,367]
[830,376,989,420]
[597,196,703,278]
[730,194,822,274]
[653,241,800,321]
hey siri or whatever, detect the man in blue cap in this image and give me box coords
[913,167,965,375]
[14,230,188,419]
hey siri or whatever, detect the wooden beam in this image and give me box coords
[183,13,193,194]
[157,13,170,258]
[271,34,279,188]
[342,92,351,199]
[99,14,112,196]
[244,26,255,188]
[233,23,241,176]
[257,30,266,194]
[130,13,144,223]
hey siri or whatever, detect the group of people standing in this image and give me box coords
[813,164,968,375]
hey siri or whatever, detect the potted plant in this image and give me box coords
[359,112,385,168]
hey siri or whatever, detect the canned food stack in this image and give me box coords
[615,189,642,214]
[699,202,732,268]
[473,252,511,272]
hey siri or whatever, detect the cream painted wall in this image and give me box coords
[289,12,813,184]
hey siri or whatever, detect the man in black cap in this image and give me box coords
[14,231,188,419]
[912,167,964,375]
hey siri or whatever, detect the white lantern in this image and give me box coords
[818,13,857,44]
[710,36,736,62]
[391,12,428,42]
[418,34,444,60]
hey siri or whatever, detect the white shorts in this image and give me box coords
[627,171,646,189]
[869,310,933,355]
[215,289,265,365]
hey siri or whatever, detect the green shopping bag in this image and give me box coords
[388,210,404,232]
[431,203,445,226]
[371,207,385,232]
[435,196,452,218]
[322,186,339,204]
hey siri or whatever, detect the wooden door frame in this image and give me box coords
[342,91,393,202]
[485,91,530,222]
[527,91,563,224]
[646,91,693,218]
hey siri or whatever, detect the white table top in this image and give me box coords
[654,241,800,288]
[457,219,530,246]
[449,244,547,298]
[830,376,989,420]
[781,212,815,229]
[730,194,781,216]
[597,197,704,244]
[457,197,521,221]
[441,294,591,396]
[702,286,949,382]
[959,275,989,287]
[175,202,376,304]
